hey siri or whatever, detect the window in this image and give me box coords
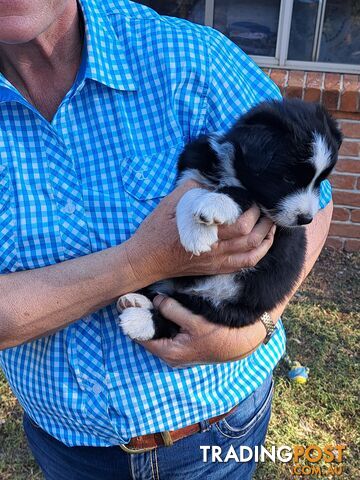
[213,0,281,57]
[136,0,360,73]
[138,1,205,24]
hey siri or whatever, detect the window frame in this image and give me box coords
[203,0,360,74]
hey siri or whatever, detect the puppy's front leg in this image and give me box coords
[117,293,156,340]
[176,188,241,255]
[117,293,179,340]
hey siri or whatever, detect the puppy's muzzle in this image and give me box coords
[297,214,313,225]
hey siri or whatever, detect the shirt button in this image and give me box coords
[62,200,76,215]
[92,383,102,395]
[135,171,146,180]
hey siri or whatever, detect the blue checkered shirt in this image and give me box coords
[0,0,332,446]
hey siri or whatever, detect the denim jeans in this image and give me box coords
[23,375,273,480]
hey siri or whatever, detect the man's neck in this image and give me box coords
[0,0,83,121]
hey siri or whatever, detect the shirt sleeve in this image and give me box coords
[204,28,282,133]
[204,28,332,209]
[319,179,332,209]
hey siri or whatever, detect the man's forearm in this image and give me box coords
[0,240,154,350]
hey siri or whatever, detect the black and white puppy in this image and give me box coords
[117,99,342,341]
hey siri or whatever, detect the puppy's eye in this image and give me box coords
[284,176,295,185]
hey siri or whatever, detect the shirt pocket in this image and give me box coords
[0,164,19,273]
[120,143,183,231]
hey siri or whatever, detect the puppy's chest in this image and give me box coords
[156,274,244,307]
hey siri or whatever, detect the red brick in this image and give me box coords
[330,173,356,189]
[332,207,351,221]
[340,121,360,139]
[340,91,359,112]
[336,159,360,174]
[326,237,344,250]
[343,74,360,90]
[306,71,323,89]
[351,209,360,223]
[323,73,341,110]
[304,88,321,103]
[290,70,306,86]
[339,140,359,157]
[325,73,341,88]
[332,112,360,121]
[357,177,360,189]
[340,75,359,113]
[270,69,288,92]
[344,239,360,252]
[285,71,305,99]
[329,223,360,238]
[333,190,360,207]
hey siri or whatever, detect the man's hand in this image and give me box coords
[138,202,334,367]
[126,181,276,283]
[137,295,267,368]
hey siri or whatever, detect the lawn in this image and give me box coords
[0,249,359,479]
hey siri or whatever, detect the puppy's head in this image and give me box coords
[232,99,342,227]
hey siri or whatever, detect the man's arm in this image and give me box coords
[0,181,275,350]
[138,201,333,367]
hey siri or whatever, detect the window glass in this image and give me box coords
[213,0,281,56]
[135,1,205,24]
[288,0,320,61]
[319,0,360,64]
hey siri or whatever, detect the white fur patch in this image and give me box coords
[179,274,240,307]
[311,133,332,176]
[118,307,155,341]
[209,137,242,188]
[275,189,319,226]
[274,132,331,226]
[116,293,153,313]
[176,188,240,255]
[193,192,241,226]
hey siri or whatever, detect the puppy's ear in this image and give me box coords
[315,104,343,150]
[236,127,276,175]
[241,101,292,135]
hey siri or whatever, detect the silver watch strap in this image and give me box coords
[260,312,275,344]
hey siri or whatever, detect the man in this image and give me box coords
[0,1,333,479]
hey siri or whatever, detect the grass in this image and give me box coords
[0,249,359,479]
[256,249,359,479]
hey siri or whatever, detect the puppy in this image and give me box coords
[117,99,342,341]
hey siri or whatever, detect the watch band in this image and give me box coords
[260,312,275,344]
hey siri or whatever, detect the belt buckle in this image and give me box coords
[160,431,174,447]
[119,431,173,454]
[119,443,156,454]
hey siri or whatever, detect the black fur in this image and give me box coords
[136,99,342,339]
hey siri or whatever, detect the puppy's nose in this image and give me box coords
[297,214,313,225]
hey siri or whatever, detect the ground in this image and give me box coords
[0,249,359,479]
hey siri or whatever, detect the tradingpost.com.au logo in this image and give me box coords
[200,445,346,476]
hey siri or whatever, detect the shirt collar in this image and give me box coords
[0,0,137,100]
[79,0,137,91]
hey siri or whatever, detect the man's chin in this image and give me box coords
[0,17,43,45]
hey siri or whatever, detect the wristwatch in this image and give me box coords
[260,312,275,344]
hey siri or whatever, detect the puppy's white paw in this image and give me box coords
[179,223,218,256]
[116,293,153,313]
[194,193,240,226]
[176,189,241,256]
[118,307,155,341]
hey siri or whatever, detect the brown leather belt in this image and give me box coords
[119,405,238,454]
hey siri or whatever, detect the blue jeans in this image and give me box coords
[23,375,273,480]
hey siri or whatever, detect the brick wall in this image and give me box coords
[263,69,360,251]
